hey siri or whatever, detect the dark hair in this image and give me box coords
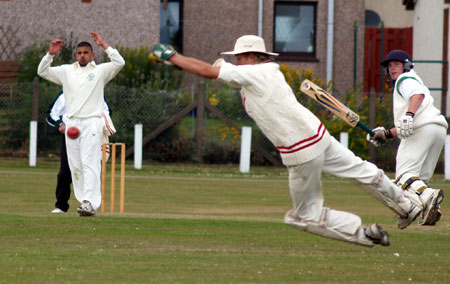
[253,52,275,63]
[240,52,275,63]
[76,41,93,52]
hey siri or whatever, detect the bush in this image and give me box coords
[17,33,77,83]
[111,46,184,90]
[145,126,194,162]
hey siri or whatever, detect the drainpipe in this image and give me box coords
[326,0,334,85]
[258,0,263,37]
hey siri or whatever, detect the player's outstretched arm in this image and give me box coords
[169,54,220,79]
[151,44,219,79]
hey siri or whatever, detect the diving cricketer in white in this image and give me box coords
[38,32,125,216]
[151,35,421,247]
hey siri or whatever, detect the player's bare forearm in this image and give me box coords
[390,127,398,138]
[408,94,424,115]
[169,54,220,79]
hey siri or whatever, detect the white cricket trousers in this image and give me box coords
[66,116,103,211]
[288,137,403,236]
[396,124,446,181]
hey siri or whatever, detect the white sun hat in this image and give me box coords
[221,35,279,56]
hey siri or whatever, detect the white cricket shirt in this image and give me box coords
[217,60,331,165]
[38,47,125,119]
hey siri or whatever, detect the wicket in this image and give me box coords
[101,143,126,213]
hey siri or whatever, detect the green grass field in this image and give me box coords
[0,158,449,283]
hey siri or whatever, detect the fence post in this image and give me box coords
[379,21,385,101]
[195,82,205,162]
[339,132,348,148]
[445,135,450,180]
[134,124,143,169]
[369,88,376,163]
[353,20,357,91]
[29,77,39,166]
[239,126,252,173]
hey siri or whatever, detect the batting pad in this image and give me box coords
[284,211,373,247]
[356,172,411,218]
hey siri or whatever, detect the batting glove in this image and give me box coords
[366,126,386,147]
[397,115,414,139]
[150,44,176,65]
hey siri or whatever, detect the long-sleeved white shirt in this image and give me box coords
[217,60,330,166]
[38,47,125,118]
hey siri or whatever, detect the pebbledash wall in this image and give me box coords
[0,0,364,93]
[183,0,365,93]
[0,0,160,58]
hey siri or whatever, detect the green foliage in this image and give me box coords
[105,85,188,149]
[111,46,183,90]
[17,33,77,82]
[207,83,246,120]
[145,127,194,162]
[0,83,62,154]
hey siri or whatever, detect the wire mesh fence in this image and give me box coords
[1,79,442,173]
[0,80,279,166]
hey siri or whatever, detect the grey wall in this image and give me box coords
[0,0,160,59]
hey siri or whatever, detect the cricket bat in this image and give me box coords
[300,79,376,137]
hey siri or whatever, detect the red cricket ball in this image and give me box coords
[67,126,80,139]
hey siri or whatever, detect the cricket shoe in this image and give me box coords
[419,189,444,225]
[428,207,442,225]
[51,208,65,213]
[364,224,390,246]
[397,204,421,230]
[285,209,375,247]
[77,200,96,217]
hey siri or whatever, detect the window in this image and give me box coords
[274,1,317,61]
[160,0,183,52]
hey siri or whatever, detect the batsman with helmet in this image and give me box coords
[151,36,424,247]
[367,50,447,226]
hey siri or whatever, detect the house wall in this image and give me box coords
[0,0,160,59]
[413,0,444,110]
[365,0,414,28]
[275,0,328,89]
[183,0,260,64]
[274,0,365,94]
[333,0,365,93]
[1,0,365,94]
[183,0,364,93]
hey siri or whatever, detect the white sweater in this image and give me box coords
[38,47,125,119]
[217,60,330,166]
[394,70,447,130]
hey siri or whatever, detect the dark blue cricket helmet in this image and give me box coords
[381,49,414,72]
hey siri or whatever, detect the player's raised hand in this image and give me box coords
[49,39,63,56]
[90,32,109,49]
